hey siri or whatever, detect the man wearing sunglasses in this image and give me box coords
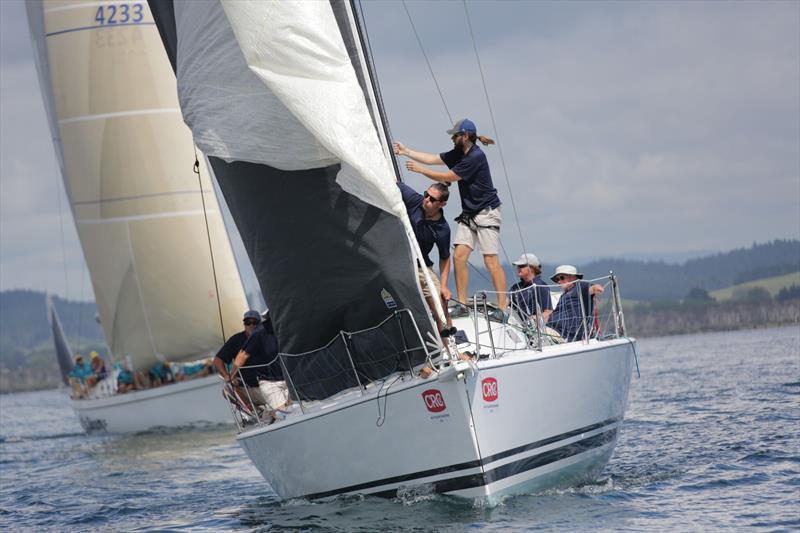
[393,118,506,310]
[396,179,454,337]
[232,311,289,419]
[213,309,262,382]
[547,265,604,342]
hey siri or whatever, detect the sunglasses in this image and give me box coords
[244,320,259,326]
[516,264,529,269]
[554,275,572,282]
[450,133,464,140]
[424,190,443,203]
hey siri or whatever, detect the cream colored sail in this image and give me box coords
[28,0,248,371]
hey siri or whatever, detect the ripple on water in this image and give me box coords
[2,327,799,531]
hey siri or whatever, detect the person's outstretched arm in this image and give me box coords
[393,142,444,165]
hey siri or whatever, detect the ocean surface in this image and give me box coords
[1,326,798,532]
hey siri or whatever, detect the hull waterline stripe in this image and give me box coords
[301,419,619,500]
[370,429,618,499]
[480,416,621,466]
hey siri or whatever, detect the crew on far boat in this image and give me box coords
[68,353,92,399]
[394,118,507,310]
[87,351,107,388]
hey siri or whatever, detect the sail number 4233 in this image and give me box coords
[94,4,144,25]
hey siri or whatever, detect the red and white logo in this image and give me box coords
[422,389,446,413]
[482,377,499,402]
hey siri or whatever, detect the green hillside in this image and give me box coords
[710,272,800,301]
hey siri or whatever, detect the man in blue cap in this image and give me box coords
[394,118,507,309]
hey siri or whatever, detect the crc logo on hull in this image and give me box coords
[422,389,446,412]
[482,377,499,402]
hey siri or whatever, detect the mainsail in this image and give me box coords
[27,1,249,372]
[149,0,436,397]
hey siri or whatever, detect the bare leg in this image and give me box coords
[483,254,507,310]
[425,296,445,334]
[453,244,472,304]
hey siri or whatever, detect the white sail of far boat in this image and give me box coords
[27,0,250,432]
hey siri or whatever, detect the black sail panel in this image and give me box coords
[149,1,436,399]
[210,157,431,399]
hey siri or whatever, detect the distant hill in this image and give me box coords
[576,239,799,301]
[466,239,798,302]
[710,272,800,301]
[0,290,105,371]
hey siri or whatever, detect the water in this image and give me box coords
[1,326,798,531]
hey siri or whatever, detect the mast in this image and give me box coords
[333,0,449,333]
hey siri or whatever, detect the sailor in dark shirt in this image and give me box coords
[397,180,454,335]
[547,265,604,342]
[230,313,289,411]
[214,309,261,382]
[509,253,553,323]
[393,118,507,310]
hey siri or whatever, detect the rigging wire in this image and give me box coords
[461,0,529,258]
[193,149,227,342]
[400,0,453,125]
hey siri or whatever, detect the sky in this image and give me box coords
[1,0,798,301]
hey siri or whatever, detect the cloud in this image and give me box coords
[364,0,800,260]
[1,0,798,298]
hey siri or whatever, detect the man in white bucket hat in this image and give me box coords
[547,265,604,341]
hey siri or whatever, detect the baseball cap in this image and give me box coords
[512,253,541,268]
[446,118,477,135]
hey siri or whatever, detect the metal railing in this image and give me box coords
[227,309,432,430]
[451,272,629,359]
[226,274,630,430]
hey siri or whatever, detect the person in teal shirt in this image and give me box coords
[68,354,93,398]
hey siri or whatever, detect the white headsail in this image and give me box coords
[27,0,249,372]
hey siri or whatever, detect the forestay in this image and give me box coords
[27,0,249,372]
[149,0,435,398]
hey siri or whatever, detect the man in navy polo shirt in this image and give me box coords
[509,253,552,323]
[397,180,453,335]
[393,118,507,310]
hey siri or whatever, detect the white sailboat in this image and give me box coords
[149,0,638,502]
[27,0,249,433]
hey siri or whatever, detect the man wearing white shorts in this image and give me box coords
[230,312,290,420]
[394,118,507,309]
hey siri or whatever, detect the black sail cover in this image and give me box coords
[149,0,435,399]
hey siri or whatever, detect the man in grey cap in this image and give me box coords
[547,265,604,341]
[393,118,507,310]
[509,253,552,322]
